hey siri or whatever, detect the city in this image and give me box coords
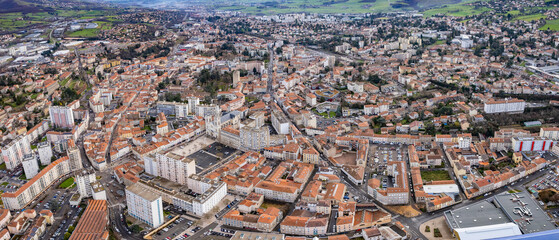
[0,0,559,240]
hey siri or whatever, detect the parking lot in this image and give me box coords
[188,143,237,171]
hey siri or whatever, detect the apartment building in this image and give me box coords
[540,127,559,141]
[511,137,553,152]
[272,111,291,135]
[76,169,97,198]
[126,183,164,228]
[2,157,71,210]
[153,151,196,185]
[49,106,75,129]
[1,135,31,170]
[483,98,525,114]
[22,154,39,179]
[240,126,270,151]
[280,216,328,235]
[67,139,83,171]
[37,142,53,166]
[367,161,409,205]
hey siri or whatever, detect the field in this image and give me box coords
[59,177,75,189]
[217,0,464,15]
[421,170,451,182]
[540,19,559,31]
[66,20,113,38]
[514,13,547,21]
[423,4,490,17]
[0,7,116,33]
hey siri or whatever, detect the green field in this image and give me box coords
[218,0,394,14]
[66,20,113,38]
[421,170,451,182]
[67,28,99,38]
[423,4,491,17]
[514,13,547,21]
[59,177,75,189]
[540,19,559,31]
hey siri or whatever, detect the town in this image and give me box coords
[0,0,559,240]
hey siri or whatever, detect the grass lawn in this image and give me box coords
[67,28,99,38]
[423,4,491,17]
[421,170,451,182]
[514,13,546,21]
[59,77,70,87]
[540,19,559,31]
[59,177,75,189]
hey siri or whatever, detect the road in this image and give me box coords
[186,222,218,240]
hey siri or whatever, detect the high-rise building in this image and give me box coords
[233,70,240,88]
[37,141,53,166]
[22,154,39,179]
[155,152,196,185]
[126,183,164,228]
[76,169,96,198]
[49,106,75,129]
[240,126,270,151]
[67,139,83,171]
[1,135,31,170]
[271,111,290,135]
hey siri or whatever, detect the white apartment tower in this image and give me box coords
[76,169,97,197]
[22,154,39,179]
[37,141,53,166]
[1,135,31,170]
[67,139,83,171]
[126,183,164,228]
[155,152,196,185]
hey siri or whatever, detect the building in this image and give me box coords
[91,181,107,200]
[540,127,559,141]
[511,137,553,152]
[493,192,557,234]
[154,152,196,185]
[444,200,522,240]
[49,106,75,129]
[367,161,409,205]
[126,183,164,228]
[185,175,228,216]
[69,200,109,240]
[484,98,525,114]
[76,169,97,198]
[37,142,53,166]
[272,111,290,135]
[2,135,31,170]
[231,231,285,240]
[66,139,84,171]
[240,126,270,151]
[22,154,39,179]
[2,157,71,210]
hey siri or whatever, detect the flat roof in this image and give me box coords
[126,183,161,202]
[494,192,557,234]
[454,222,522,240]
[444,200,510,230]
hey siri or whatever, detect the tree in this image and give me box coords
[131,224,142,233]
[64,232,71,240]
[68,225,75,233]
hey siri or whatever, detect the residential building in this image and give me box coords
[49,106,75,129]
[126,183,164,228]
[2,135,31,170]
